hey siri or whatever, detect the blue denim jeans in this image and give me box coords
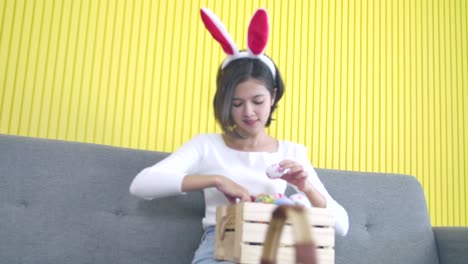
[191,226,235,264]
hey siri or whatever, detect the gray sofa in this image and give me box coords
[1,134,467,264]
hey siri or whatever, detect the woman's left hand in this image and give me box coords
[278,160,311,193]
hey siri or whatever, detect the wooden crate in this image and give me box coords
[214,202,335,264]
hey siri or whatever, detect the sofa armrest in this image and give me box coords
[433,226,468,264]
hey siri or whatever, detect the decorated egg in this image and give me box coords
[266,163,290,179]
[289,193,313,208]
[274,197,295,206]
[254,194,275,204]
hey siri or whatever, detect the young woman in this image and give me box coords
[129,8,349,264]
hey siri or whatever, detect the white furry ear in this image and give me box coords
[247,8,269,56]
[200,8,238,56]
[200,7,276,77]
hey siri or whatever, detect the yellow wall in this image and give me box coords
[0,0,466,226]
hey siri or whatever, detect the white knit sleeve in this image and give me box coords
[295,145,350,236]
[129,135,203,200]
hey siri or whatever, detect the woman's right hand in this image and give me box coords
[214,176,252,203]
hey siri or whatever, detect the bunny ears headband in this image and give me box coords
[200,8,276,78]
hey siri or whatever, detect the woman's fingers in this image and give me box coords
[280,160,307,178]
[217,176,251,203]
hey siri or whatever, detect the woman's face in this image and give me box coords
[230,78,275,136]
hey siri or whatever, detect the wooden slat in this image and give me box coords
[241,203,335,226]
[240,245,334,264]
[241,222,334,247]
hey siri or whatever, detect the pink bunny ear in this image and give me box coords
[247,9,269,55]
[200,8,238,55]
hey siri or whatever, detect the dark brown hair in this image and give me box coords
[213,57,284,134]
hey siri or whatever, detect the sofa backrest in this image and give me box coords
[317,169,439,264]
[0,134,204,264]
[0,134,440,264]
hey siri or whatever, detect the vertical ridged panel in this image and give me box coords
[0,0,466,226]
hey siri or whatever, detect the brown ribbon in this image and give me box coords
[260,205,317,264]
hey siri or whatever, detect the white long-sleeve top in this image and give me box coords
[130,133,349,236]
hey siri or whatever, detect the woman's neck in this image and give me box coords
[222,132,278,152]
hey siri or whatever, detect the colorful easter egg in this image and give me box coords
[289,193,313,208]
[266,163,290,179]
[255,194,275,204]
[274,197,295,206]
